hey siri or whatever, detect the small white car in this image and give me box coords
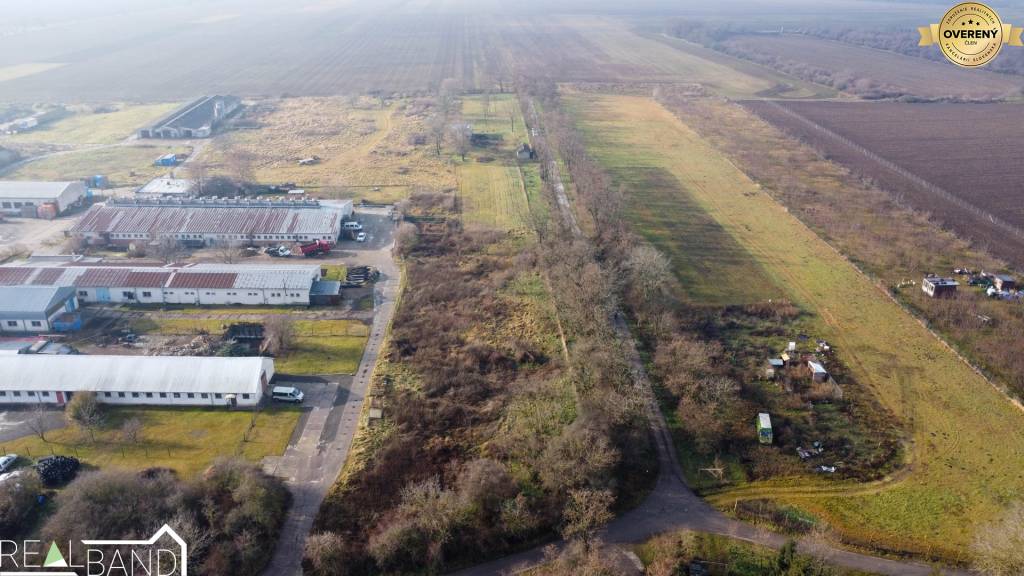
[0,454,18,473]
[355,232,367,242]
[271,386,304,403]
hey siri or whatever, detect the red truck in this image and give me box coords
[299,239,333,257]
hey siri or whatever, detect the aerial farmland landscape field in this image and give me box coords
[1,1,1024,575]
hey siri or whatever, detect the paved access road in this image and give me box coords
[262,208,400,575]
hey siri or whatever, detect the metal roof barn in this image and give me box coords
[0,286,76,320]
[0,355,273,406]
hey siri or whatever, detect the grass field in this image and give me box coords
[0,103,180,147]
[568,92,1024,562]
[129,317,369,375]
[204,97,455,202]
[456,94,533,232]
[0,407,300,478]
[5,144,190,187]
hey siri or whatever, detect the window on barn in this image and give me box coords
[103,392,111,397]
[187,393,195,399]
[0,392,5,397]
[201,393,209,399]
[145,392,153,398]
[78,291,88,296]
[242,394,251,400]
[142,292,152,297]
[173,393,180,398]
[159,393,167,398]
[30,321,42,327]
[118,392,126,398]
[12,391,20,397]
[131,392,139,398]
[6,321,16,327]
[214,393,222,399]
[41,391,50,397]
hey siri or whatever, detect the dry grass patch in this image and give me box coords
[205,97,456,201]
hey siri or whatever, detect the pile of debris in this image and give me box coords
[162,335,217,356]
[36,455,80,487]
[341,266,379,288]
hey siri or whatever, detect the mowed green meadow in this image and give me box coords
[568,92,1024,562]
[457,94,534,232]
[2,407,300,478]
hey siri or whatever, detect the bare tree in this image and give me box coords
[215,239,242,264]
[263,315,296,356]
[438,77,461,116]
[25,404,51,442]
[120,417,143,445]
[973,501,1024,576]
[185,160,209,196]
[450,122,472,161]
[66,391,104,442]
[154,236,183,264]
[429,114,447,156]
[224,145,255,185]
[395,222,419,256]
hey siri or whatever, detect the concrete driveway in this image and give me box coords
[262,218,399,575]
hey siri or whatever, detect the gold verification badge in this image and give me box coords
[919,2,1023,67]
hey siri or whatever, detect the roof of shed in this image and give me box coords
[0,181,80,200]
[0,355,272,395]
[0,286,75,319]
[167,272,237,289]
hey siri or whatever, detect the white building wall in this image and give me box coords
[0,389,261,407]
[56,183,87,213]
[0,318,49,333]
[134,289,165,304]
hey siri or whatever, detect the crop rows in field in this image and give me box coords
[744,100,1024,269]
[723,34,1023,100]
[0,10,507,103]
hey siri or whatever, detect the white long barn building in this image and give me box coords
[0,355,273,407]
[0,260,328,306]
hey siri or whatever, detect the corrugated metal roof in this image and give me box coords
[0,268,32,286]
[0,286,75,319]
[124,271,173,288]
[0,355,272,395]
[75,268,132,288]
[808,361,828,374]
[758,413,771,428]
[0,181,78,200]
[30,268,64,285]
[70,203,343,237]
[167,272,237,289]
[310,280,341,295]
[0,263,319,292]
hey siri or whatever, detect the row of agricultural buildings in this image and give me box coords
[0,257,342,333]
[69,197,353,247]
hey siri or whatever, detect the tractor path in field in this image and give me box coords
[449,100,969,576]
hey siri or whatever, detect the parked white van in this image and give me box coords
[342,221,363,231]
[271,386,305,403]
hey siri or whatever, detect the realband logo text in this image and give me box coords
[0,525,187,576]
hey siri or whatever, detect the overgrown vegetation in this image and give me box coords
[636,531,866,576]
[310,129,654,571]
[43,459,288,576]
